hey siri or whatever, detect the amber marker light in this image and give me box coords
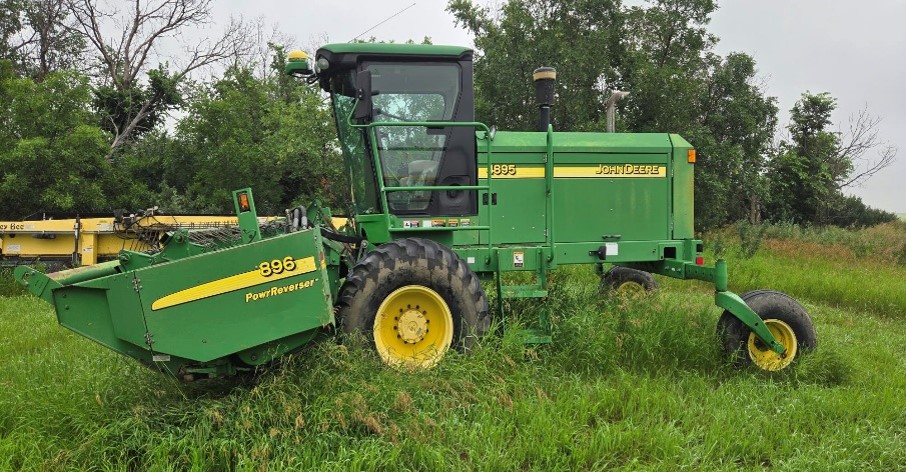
[687,149,697,163]
[238,192,251,212]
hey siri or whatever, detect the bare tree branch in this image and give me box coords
[172,16,251,81]
[65,0,119,86]
[835,107,898,189]
[9,29,39,54]
[64,0,251,157]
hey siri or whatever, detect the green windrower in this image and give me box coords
[15,43,816,379]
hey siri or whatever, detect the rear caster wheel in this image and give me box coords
[717,290,817,371]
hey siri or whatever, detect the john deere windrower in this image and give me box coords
[15,43,816,378]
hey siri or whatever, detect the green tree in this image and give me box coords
[449,0,780,229]
[0,1,24,64]
[171,55,342,215]
[109,128,189,212]
[766,93,839,223]
[448,0,625,131]
[621,0,716,133]
[693,53,777,227]
[1,0,86,79]
[91,65,183,145]
[766,92,896,226]
[617,0,778,229]
[831,194,896,228]
[0,65,111,218]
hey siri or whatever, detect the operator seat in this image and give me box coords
[398,160,438,211]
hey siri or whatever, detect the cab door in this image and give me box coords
[366,60,478,217]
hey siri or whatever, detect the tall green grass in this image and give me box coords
[0,268,25,297]
[701,221,906,317]
[3,246,904,470]
[2,224,906,469]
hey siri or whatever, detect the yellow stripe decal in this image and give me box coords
[151,256,317,311]
[478,165,667,179]
[478,166,545,179]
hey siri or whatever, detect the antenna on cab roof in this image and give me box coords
[350,2,417,42]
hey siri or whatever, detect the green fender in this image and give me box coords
[648,259,785,355]
[715,290,786,354]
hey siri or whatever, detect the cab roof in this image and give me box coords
[317,43,472,57]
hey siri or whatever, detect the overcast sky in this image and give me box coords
[210,0,905,213]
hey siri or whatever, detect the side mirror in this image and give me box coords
[353,70,374,122]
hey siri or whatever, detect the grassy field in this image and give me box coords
[2,223,906,470]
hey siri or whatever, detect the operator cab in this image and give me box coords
[314,44,477,217]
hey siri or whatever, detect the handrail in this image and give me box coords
[345,105,495,256]
[545,124,555,262]
[383,185,487,192]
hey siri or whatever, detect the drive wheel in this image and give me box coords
[601,266,658,296]
[717,290,817,372]
[336,238,490,368]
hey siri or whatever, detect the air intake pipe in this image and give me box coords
[533,67,556,132]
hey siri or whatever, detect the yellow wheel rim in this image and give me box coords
[747,319,798,371]
[617,281,647,296]
[373,285,454,368]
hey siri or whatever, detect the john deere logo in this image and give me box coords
[594,164,664,176]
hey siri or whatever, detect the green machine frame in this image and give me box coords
[345,114,784,354]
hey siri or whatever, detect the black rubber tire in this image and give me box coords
[716,290,817,371]
[600,266,658,294]
[335,238,490,359]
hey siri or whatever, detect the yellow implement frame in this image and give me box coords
[0,215,267,266]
